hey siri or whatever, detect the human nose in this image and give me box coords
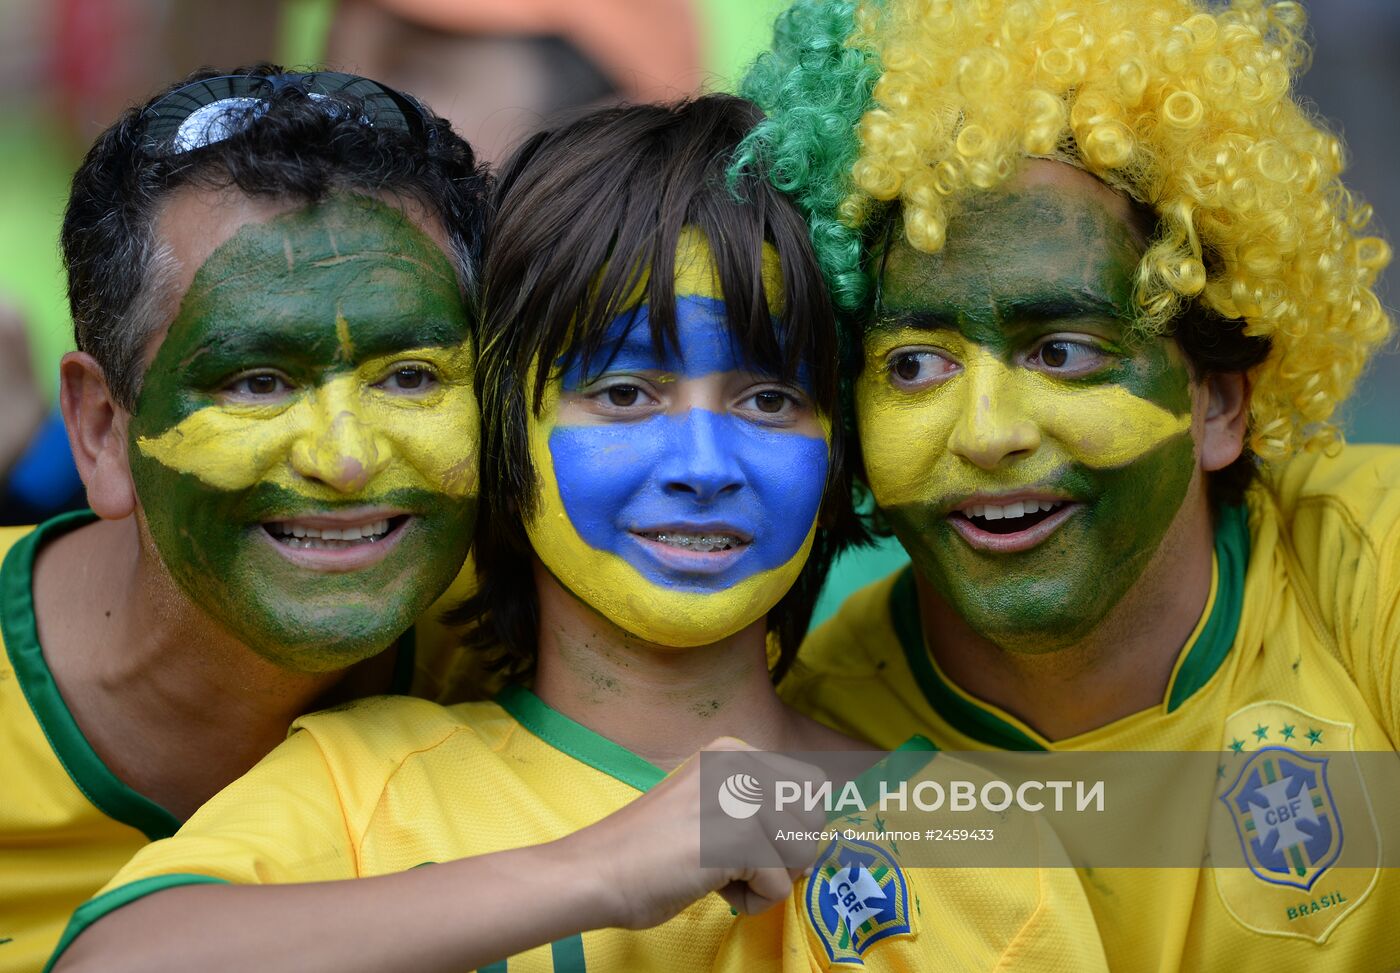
[947,358,1042,470]
[657,410,745,502]
[289,380,388,493]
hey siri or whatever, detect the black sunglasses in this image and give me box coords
[138,71,435,156]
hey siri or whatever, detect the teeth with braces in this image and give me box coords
[965,500,1064,522]
[267,519,392,549]
[639,531,746,553]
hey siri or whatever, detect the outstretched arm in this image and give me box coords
[53,738,824,973]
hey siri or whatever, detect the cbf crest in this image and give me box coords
[1220,746,1340,890]
[1209,702,1379,943]
[806,836,914,964]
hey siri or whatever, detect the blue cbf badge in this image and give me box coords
[806,837,913,963]
[1220,746,1342,891]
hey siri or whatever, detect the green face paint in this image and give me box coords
[858,180,1197,652]
[128,194,478,671]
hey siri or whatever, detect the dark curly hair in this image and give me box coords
[61,64,490,410]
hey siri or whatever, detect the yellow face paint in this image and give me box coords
[127,194,478,671]
[861,173,1209,653]
[857,328,1191,509]
[528,379,819,646]
[608,225,786,314]
[524,230,827,647]
[137,343,478,501]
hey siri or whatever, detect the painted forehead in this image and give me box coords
[874,180,1146,328]
[560,227,802,386]
[558,302,814,392]
[162,193,468,363]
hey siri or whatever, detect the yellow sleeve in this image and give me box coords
[44,726,359,970]
[1269,446,1400,744]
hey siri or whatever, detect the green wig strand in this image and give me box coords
[733,0,881,316]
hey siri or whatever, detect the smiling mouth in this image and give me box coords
[955,500,1068,535]
[263,515,410,550]
[633,530,751,554]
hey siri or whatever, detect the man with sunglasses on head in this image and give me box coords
[0,66,488,971]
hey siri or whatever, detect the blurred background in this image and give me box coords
[0,0,1395,621]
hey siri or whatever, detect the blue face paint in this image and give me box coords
[526,277,832,647]
[559,296,810,392]
[550,406,828,590]
[552,296,827,590]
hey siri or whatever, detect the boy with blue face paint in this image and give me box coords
[49,96,1108,973]
[521,226,832,649]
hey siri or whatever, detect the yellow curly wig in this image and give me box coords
[841,0,1390,459]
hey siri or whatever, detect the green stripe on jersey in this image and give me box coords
[551,934,587,972]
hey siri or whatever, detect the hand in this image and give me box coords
[564,737,829,930]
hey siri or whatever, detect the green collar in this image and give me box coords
[495,684,667,791]
[1,510,182,840]
[890,503,1250,749]
[845,734,939,817]
[496,685,939,800]
[1,511,420,841]
[1165,502,1250,710]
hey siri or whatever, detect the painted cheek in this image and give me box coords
[363,382,480,500]
[547,414,665,547]
[137,369,479,500]
[724,414,829,571]
[995,367,1191,470]
[365,343,480,499]
[857,347,1192,508]
[383,398,480,498]
[856,367,954,510]
[548,409,826,584]
[136,398,311,492]
[525,385,829,646]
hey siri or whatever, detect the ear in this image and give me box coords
[59,352,137,519]
[1199,371,1249,473]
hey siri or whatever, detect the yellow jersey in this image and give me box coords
[0,511,475,973]
[786,446,1400,972]
[47,687,1108,972]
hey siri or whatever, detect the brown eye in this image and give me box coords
[754,390,786,414]
[1040,341,1070,368]
[1031,339,1107,375]
[226,372,291,398]
[885,348,958,389]
[893,353,923,382]
[377,363,438,394]
[607,385,640,407]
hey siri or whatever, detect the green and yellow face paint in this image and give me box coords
[525,229,831,647]
[858,180,1197,652]
[128,193,478,671]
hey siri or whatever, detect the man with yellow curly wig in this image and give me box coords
[738,0,1398,968]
